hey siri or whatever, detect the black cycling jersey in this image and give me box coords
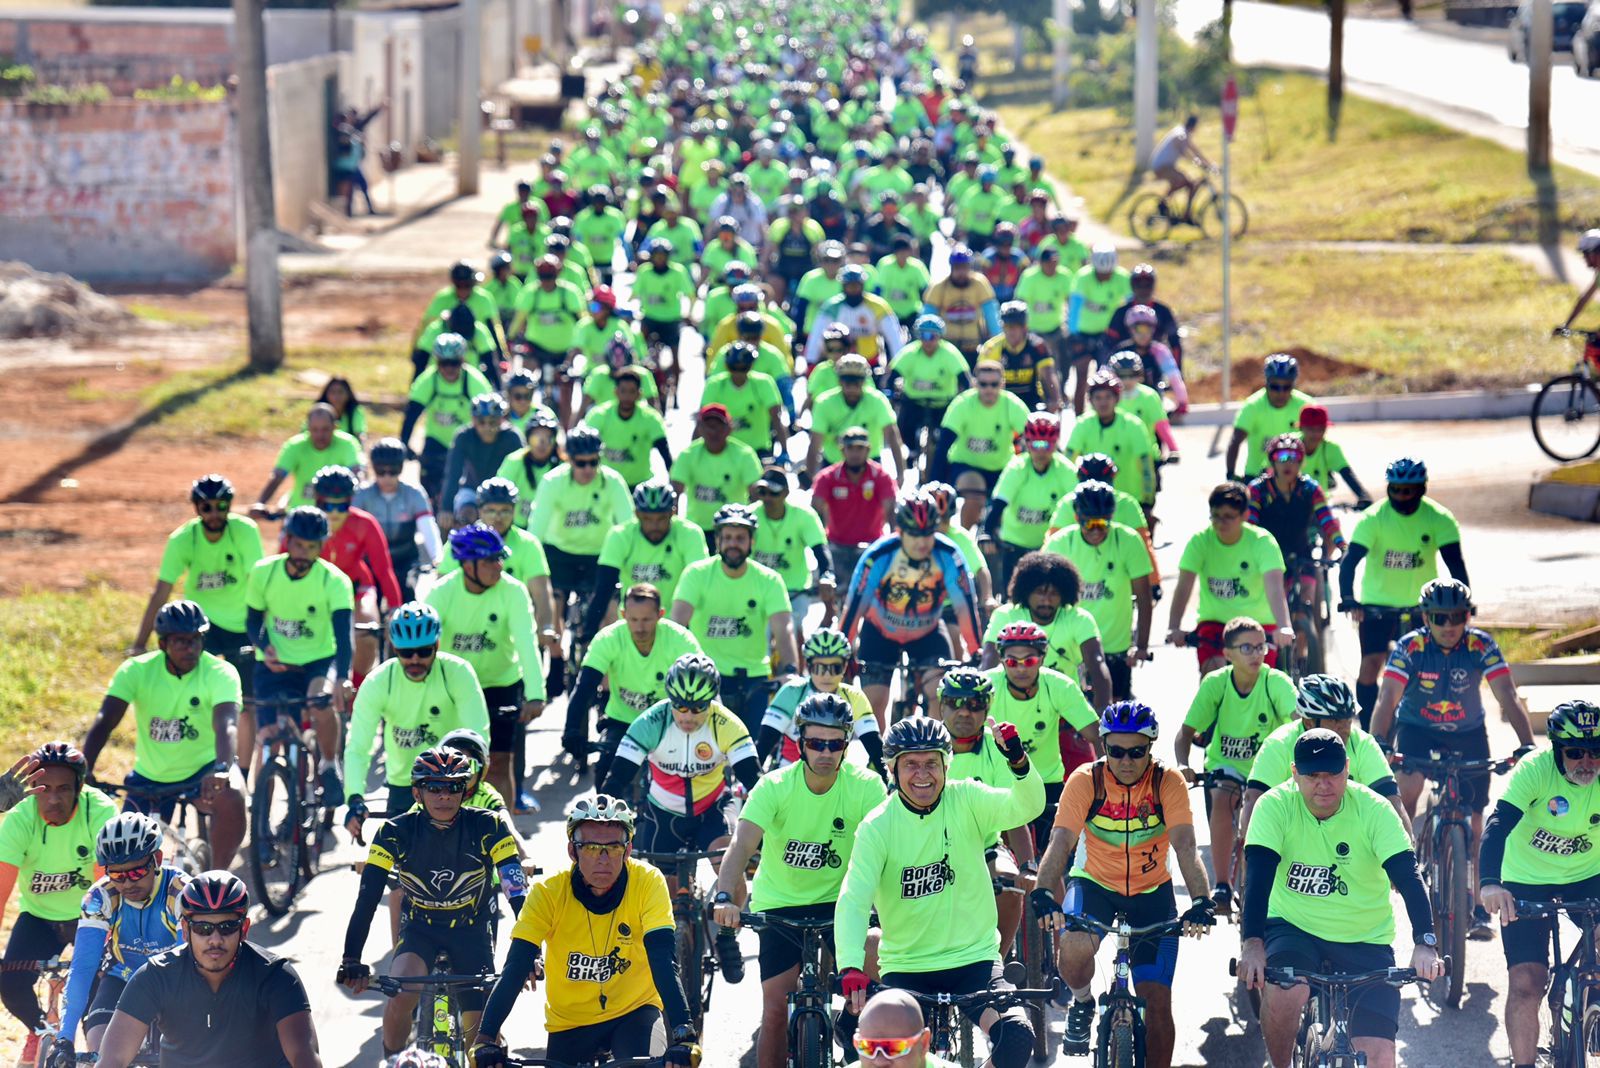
[987,333,1054,410]
[351,808,523,941]
[1247,473,1322,562]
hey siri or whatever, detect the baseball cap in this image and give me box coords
[698,403,731,424]
[840,426,871,447]
[1298,405,1331,430]
[755,466,790,494]
[1293,728,1348,776]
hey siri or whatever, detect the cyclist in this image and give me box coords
[759,629,883,775]
[750,467,833,640]
[1035,214,1089,275]
[714,693,885,1068]
[587,367,671,488]
[1294,406,1372,506]
[244,506,354,801]
[1224,353,1311,481]
[494,409,563,527]
[337,748,526,1061]
[249,403,364,517]
[130,476,263,700]
[440,393,525,527]
[669,504,797,732]
[840,493,983,728]
[803,264,904,371]
[1165,482,1294,674]
[884,315,971,466]
[792,241,848,344]
[1065,369,1156,514]
[563,583,705,781]
[83,600,247,870]
[835,716,1043,1068]
[1107,310,1188,419]
[701,218,758,291]
[1065,245,1131,415]
[354,440,442,601]
[509,255,586,418]
[574,188,628,287]
[1370,578,1534,936]
[874,234,932,328]
[703,343,787,457]
[399,333,495,509]
[977,300,1062,413]
[1041,481,1154,700]
[1106,263,1184,369]
[417,304,500,386]
[811,426,897,588]
[1237,729,1443,1068]
[1033,701,1214,1064]
[670,404,763,539]
[473,795,696,1068]
[764,196,826,305]
[981,551,1112,711]
[1045,453,1159,571]
[1247,433,1346,660]
[1554,228,1600,333]
[438,478,557,639]
[0,742,116,1063]
[1339,457,1468,727]
[1173,617,1297,914]
[928,360,1031,530]
[95,871,320,1068]
[853,989,954,1068]
[1478,699,1600,1068]
[634,238,699,375]
[413,261,506,371]
[485,252,519,329]
[582,480,707,643]
[1148,115,1212,216]
[922,246,1000,366]
[50,814,185,1068]
[984,412,1075,590]
[342,603,490,829]
[805,355,906,484]
[425,523,546,810]
[1012,246,1074,371]
[308,465,403,687]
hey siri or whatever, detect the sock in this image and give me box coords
[1070,984,1092,1003]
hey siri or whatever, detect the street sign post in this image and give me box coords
[1220,75,1238,410]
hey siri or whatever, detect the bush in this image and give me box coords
[23,83,112,105]
[1059,15,1236,116]
[134,75,227,102]
[1,63,37,99]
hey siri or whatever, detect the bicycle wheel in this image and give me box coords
[793,1007,831,1068]
[295,740,324,886]
[1021,918,1049,1062]
[957,1014,975,1068]
[676,912,705,1033]
[1127,193,1174,246]
[1095,1005,1138,1068]
[1531,374,1600,462]
[1198,190,1249,240]
[1437,825,1471,1009]
[248,759,302,916]
[1581,995,1600,1061]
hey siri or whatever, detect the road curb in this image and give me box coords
[1175,384,1540,425]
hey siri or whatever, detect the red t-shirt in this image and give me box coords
[813,461,894,545]
[283,508,403,609]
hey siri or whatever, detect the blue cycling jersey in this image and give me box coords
[839,533,982,647]
[61,867,186,1038]
[1383,627,1513,733]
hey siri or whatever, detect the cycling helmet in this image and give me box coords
[1130,262,1157,286]
[33,741,87,786]
[446,305,477,337]
[526,408,562,434]
[937,667,995,702]
[154,600,210,637]
[388,602,442,649]
[713,502,758,530]
[449,260,479,286]
[475,477,518,506]
[838,264,868,285]
[534,255,562,279]
[647,237,674,256]
[732,284,763,305]
[1385,457,1428,485]
[565,425,603,457]
[389,1050,448,1068]
[1087,367,1123,395]
[471,392,509,419]
[1072,480,1118,520]
[1022,412,1060,447]
[190,474,234,503]
[489,251,513,274]
[545,234,572,254]
[566,793,637,839]
[1099,700,1159,740]
[283,506,330,543]
[882,716,953,763]
[505,368,538,393]
[370,438,406,468]
[439,728,489,769]
[895,492,940,536]
[999,300,1028,325]
[311,465,356,500]
[1419,578,1473,613]
[1580,230,1600,253]
[1090,243,1117,273]
[1266,433,1306,461]
[724,262,752,283]
[824,323,855,348]
[411,746,472,785]
[432,332,468,362]
[1107,352,1145,378]
[1263,352,1300,380]
[448,523,509,563]
[735,311,765,336]
[723,342,757,371]
[591,285,618,309]
[1126,304,1158,328]
[1295,674,1358,721]
[1077,453,1119,483]
[803,628,852,661]
[179,870,248,916]
[996,621,1049,651]
[664,653,721,708]
[948,245,973,266]
[913,314,945,336]
[97,812,162,867]
[992,222,1018,243]
[818,241,846,263]
[1547,700,1600,744]
[794,692,855,732]
[632,480,676,513]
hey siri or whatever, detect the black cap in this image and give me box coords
[1293,728,1348,776]
[755,466,790,493]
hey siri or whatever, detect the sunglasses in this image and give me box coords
[804,737,848,753]
[438,358,465,367]
[1080,518,1109,532]
[187,918,244,937]
[419,781,467,795]
[1267,383,1295,393]
[197,501,230,514]
[572,459,600,469]
[319,500,351,513]
[810,660,845,676]
[1271,450,1302,464]
[1228,642,1270,655]
[1026,439,1054,450]
[1389,486,1422,498]
[977,380,1003,389]
[106,861,156,883]
[374,467,401,477]
[1107,744,1149,760]
[839,376,867,385]
[918,331,941,340]
[1429,611,1469,626]
[508,390,533,401]
[673,703,712,716]
[1562,747,1600,761]
[943,696,991,711]
[755,486,784,497]
[854,1036,922,1059]
[397,646,437,660]
[573,841,629,859]
[1003,654,1043,668]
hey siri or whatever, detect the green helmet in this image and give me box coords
[803,628,852,661]
[663,653,720,709]
[1547,700,1600,745]
[938,667,995,703]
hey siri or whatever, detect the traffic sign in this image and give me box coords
[1221,75,1239,141]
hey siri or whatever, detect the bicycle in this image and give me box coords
[1059,912,1196,1067]
[644,333,679,413]
[633,846,727,1034]
[4,957,69,1068]
[1281,554,1335,681]
[739,912,841,1068]
[1533,328,1600,461]
[88,778,213,876]
[508,1057,662,1068]
[249,694,331,917]
[1228,958,1433,1068]
[1511,898,1600,1067]
[1392,750,1514,1010]
[1186,770,1246,920]
[373,962,497,1068]
[902,969,1060,1068]
[1127,174,1248,245]
[889,656,964,725]
[999,865,1060,1062]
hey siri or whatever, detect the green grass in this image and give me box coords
[125,301,213,328]
[1487,618,1600,662]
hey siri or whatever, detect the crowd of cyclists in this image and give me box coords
[2,2,1597,1067]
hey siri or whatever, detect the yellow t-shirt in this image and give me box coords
[509,859,675,1031]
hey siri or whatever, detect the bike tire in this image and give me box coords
[1199,191,1249,241]
[1127,193,1174,246]
[296,740,324,886]
[957,1014,975,1068]
[1531,373,1600,462]
[677,913,705,1034]
[1304,616,1326,676]
[1581,994,1600,1062]
[1022,918,1049,1062]
[248,759,301,917]
[1095,1006,1139,1068]
[794,1007,831,1068]
[1441,824,1470,1009]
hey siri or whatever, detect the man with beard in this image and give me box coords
[250,403,363,515]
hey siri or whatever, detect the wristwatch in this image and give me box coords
[712,891,734,905]
[1415,932,1438,948]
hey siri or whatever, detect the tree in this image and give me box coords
[1328,0,1346,139]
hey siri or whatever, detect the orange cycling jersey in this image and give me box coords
[1053,759,1192,897]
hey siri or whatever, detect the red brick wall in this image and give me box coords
[3,19,234,94]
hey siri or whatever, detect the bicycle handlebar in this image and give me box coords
[1512,898,1600,919]
[0,958,68,973]
[1227,958,1435,987]
[738,912,834,932]
[372,972,498,996]
[1060,914,1189,940]
[506,1058,663,1068]
[633,848,728,865]
[88,777,205,800]
[1389,754,1517,777]
[903,985,1062,1012]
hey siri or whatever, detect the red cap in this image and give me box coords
[1298,405,1330,429]
[698,403,731,423]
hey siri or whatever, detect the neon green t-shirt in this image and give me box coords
[244,556,354,666]
[1348,499,1460,608]
[943,524,988,581]
[597,517,708,607]
[495,449,561,528]
[273,431,363,509]
[106,652,241,782]
[425,570,545,701]
[409,365,495,447]
[941,389,1030,472]
[344,653,489,789]
[438,524,550,585]
[1069,266,1132,336]
[1248,721,1395,793]
[1233,388,1312,476]
[811,389,898,465]
[529,464,634,556]
[669,439,763,532]
[1119,382,1168,445]
[701,238,758,283]
[887,340,969,404]
[1042,522,1153,654]
[702,372,783,454]
[795,269,842,333]
[984,666,1096,783]
[1048,484,1148,535]
[156,515,264,632]
[631,262,697,323]
[1014,265,1073,334]
[0,790,118,920]
[1182,666,1298,779]
[874,257,933,321]
[982,603,1100,681]
[993,454,1077,549]
[752,503,827,593]
[1296,437,1350,495]
[672,558,791,676]
[587,401,669,487]
[1065,411,1155,505]
[1177,524,1286,626]
[572,205,628,268]
[743,760,886,910]
[581,617,703,724]
[1498,750,1600,885]
[513,280,586,352]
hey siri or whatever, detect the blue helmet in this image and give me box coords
[1263,352,1299,380]
[1099,700,1159,740]
[838,264,868,285]
[948,245,973,266]
[1385,457,1428,485]
[449,522,509,562]
[388,602,442,649]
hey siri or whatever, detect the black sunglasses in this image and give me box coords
[374,467,402,477]
[1562,747,1600,761]
[1428,611,1469,626]
[187,918,245,937]
[804,737,848,753]
[942,696,990,711]
[1107,744,1150,760]
[419,781,467,795]
[1267,383,1295,393]
[397,647,437,660]
[572,458,600,469]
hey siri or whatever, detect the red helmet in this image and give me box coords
[1022,412,1060,447]
[996,621,1049,650]
[895,493,940,535]
[1267,433,1306,461]
[590,285,617,309]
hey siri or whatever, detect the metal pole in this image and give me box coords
[458,0,482,195]
[232,0,284,371]
[1221,125,1232,410]
[1529,0,1553,171]
[1134,0,1157,167]
[1052,0,1071,108]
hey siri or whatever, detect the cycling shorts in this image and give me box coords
[1038,328,1068,365]
[1498,874,1600,968]
[122,764,210,822]
[547,1004,662,1058]
[1358,606,1419,658]
[857,622,950,687]
[1192,620,1279,671]
[947,463,1003,496]
[1065,878,1178,986]
[635,795,736,854]
[1028,780,1065,853]
[1106,654,1133,701]
[641,318,683,352]
[879,958,1028,1034]
[546,545,600,597]
[1263,919,1398,1040]
[84,973,128,1031]
[1394,723,1491,810]
[720,670,775,735]
[755,903,837,982]
[203,626,254,700]
[525,342,567,369]
[1067,333,1109,364]
[393,919,495,1011]
[252,657,334,728]
[483,682,526,753]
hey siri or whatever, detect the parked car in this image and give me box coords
[1508,0,1588,61]
[1573,0,1600,74]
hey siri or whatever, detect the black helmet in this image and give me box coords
[311,465,356,500]
[1071,480,1117,520]
[32,741,87,787]
[794,692,854,733]
[566,425,602,457]
[190,474,234,503]
[179,870,249,916]
[411,746,473,785]
[882,715,952,763]
[475,477,519,506]
[370,438,406,468]
[449,260,479,286]
[1419,578,1473,614]
[283,506,330,543]
[154,600,210,637]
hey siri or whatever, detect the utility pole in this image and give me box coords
[232,0,283,372]
[1052,0,1071,107]
[1328,0,1345,137]
[1529,0,1553,171]
[1134,0,1157,167]
[458,0,482,196]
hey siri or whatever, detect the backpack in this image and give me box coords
[1085,760,1168,828]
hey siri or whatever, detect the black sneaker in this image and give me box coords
[1470,905,1495,941]
[1064,998,1094,1055]
[716,930,745,984]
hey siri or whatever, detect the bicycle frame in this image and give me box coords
[1513,898,1600,1067]
[89,778,214,875]
[635,847,726,1032]
[1240,962,1425,1066]
[375,969,495,1066]
[904,980,1059,1068]
[740,913,837,1068]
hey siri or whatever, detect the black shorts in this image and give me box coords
[1394,723,1491,810]
[1500,874,1600,968]
[547,1004,662,1061]
[1029,780,1064,854]
[122,765,208,822]
[1065,878,1178,986]
[393,920,495,1011]
[420,436,451,505]
[546,545,600,597]
[1263,919,1399,1041]
[880,958,1026,1031]
[720,671,774,735]
[1067,333,1108,365]
[1357,606,1419,658]
[857,622,950,687]
[895,397,944,452]
[482,681,525,753]
[635,796,735,854]
[385,783,417,818]
[204,626,254,700]
[641,318,683,352]
[83,973,128,1031]
[947,463,1003,496]
[1106,654,1133,701]
[756,903,836,982]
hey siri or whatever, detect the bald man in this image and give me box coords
[854,990,960,1068]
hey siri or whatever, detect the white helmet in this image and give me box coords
[1090,243,1117,273]
[1580,229,1600,253]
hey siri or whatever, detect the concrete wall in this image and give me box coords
[267,53,339,234]
[0,100,236,282]
[0,11,233,94]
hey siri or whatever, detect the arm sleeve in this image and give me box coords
[730,754,762,793]
[247,607,266,650]
[1239,844,1281,941]
[860,730,885,778]
[399,401,425,447]
[1439,541,1468,587]
[755,725,785,764]
[60,921,110,1038]
[583,565,623,638]
[341,862,390,959]
[1382,851,1435,940]
[1339,542,1367,602]
[364,519,404,609]
[1067,293,1084,334]
[598,735,644,797]
[478,937,539,1040]
[441,439,468,497]
[1477,799,1520,886]
[332,608,354,677]
[980,299,1000,338]
[1155,420,1179,452]
[643,927,692,1030]
[564,666,605,741]
[810,542,834,580]
[982,495,1005,540]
